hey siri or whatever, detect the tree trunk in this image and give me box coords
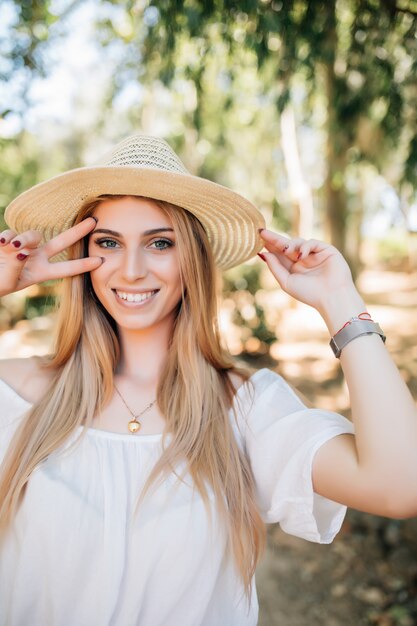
[324,146,348,254]
[280,106,314,239]
[323,0,348,259]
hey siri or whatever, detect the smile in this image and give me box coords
[113,289,159,305]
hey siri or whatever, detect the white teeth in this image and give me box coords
[115,290,156,303]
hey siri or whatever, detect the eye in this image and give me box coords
[149,238,174,250]
[94,238,119,249]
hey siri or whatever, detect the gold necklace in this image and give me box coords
[114,384,157,434]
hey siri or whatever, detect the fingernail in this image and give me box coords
[91,216,98,223]
[257,252,267,262]
[297,251,302,260]
[258,228,264,234]
[100,257,105,263]
[12,240,21,248]
[283,245,289,252]
[0,238,6,244]
[16,253,28,261]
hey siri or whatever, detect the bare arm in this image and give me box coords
[313,286,417,518]
[259,231,417,519]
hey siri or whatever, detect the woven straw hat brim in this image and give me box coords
[5,166,265,270]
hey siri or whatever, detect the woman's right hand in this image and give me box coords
[0,217,103,297]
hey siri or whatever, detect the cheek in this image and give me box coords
[167,265,182,296]
[89,265,108,296]
[87,239,95,257]
[168,252,181,280]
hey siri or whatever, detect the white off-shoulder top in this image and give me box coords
[0,368,354,626]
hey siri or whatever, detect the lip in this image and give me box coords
[112,288,159,307]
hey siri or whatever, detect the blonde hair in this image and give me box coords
[0,195,266,602]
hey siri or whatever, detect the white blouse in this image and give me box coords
[0,368,354,626]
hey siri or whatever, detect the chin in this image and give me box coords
[112,310,177,333]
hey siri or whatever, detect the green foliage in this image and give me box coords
[0,0,60,116]
[24,293,57,320]
[404,134,417,187]
[116,0,417,253]
[375,233,410,269]
[223,264,277,355]
[0,133,42,224]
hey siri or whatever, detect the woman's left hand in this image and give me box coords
[258,229,355,313]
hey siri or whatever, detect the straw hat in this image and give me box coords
[4,134,265,269]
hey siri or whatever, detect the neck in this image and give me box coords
[116,321,173,385]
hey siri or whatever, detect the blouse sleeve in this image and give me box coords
[234,369,355,544]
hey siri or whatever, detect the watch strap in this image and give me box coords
[330,320,386,358]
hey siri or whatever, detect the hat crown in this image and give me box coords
[100,134,189,175]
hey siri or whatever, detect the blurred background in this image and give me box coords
[1,1,417,624]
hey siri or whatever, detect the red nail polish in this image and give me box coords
[0,238,5,244]
[16,253,28,261]
[12,240,21,248]
[257,252,267,262]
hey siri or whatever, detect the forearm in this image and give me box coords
[320,285,417,496]
[258,229,417,513]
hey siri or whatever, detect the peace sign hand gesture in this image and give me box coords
[259,230,355,315]
[0,217,103,297]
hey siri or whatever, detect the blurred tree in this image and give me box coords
[1,0,55,118]
[0,133,41,229]
[4,0,417,262]
[0,1,95,214]
[95,0,417,262]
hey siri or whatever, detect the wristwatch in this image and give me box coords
[330,320,386,358]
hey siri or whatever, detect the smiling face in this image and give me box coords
[87,196,183,333]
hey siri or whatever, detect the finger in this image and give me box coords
[296,239,332,262]
[281,238,308,260]
[260,230,307,259]
[0,229,18,245]
[259,229,292,252]
[43,217,98,259]
[15,249,31,260]
[44,256,103,280]
[261,241,294,271]
[0,250,31,296]
[259,251,290,288]
[9,230,43,251]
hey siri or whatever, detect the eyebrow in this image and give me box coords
[92,227,174,237]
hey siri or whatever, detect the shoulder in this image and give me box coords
[228,371,247,393]
[228,368,277,395]
[249,368,311,405]
[0,356,53,404]
[230,367,308,417]
[226,367,270,398]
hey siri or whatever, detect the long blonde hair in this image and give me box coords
[0,195,266,601]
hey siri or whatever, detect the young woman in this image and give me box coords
[0,135,416,626]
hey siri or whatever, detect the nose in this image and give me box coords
[120,247,147,282]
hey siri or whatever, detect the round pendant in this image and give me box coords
[128,419,141,434]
